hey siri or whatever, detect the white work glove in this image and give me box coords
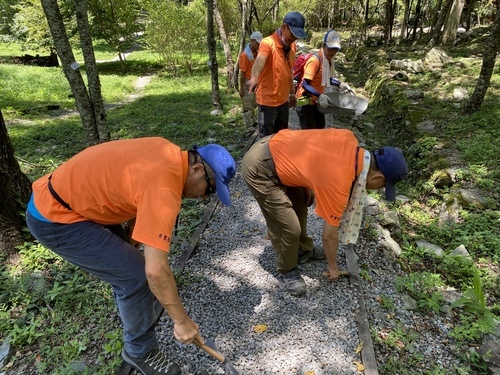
[318,94,332,108]
[339,82,352,93]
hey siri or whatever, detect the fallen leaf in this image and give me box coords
[235,191,242,198]
[375,295,382,304]
[356,341,363,354]
[396,340,405,349]
[253,324,268,333]
[304,371,315,375]
[36,354,42,363]
[354,361,365,371]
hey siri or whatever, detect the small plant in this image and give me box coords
[395,272,444,314]
[10,316,45,346]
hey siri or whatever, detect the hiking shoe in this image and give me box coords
[298,246,326,264]
[280,268,306,296]
[122,347,181,375]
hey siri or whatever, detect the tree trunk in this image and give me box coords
[206,0,222,109]
[463,9,500,114]
[465,0,478,30]
[213,0,235,89]
[427,0,454,48]
[401,0,410,38]
[0,110,32,257]
[41,0,99,145]
[74,0,110,142]
[411,0,422,40]
[430,0,444,34]
[234,0,251,90]
[442,0,466,44]
[384,0,395,45]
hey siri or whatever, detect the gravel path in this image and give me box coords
[162,169,364,375]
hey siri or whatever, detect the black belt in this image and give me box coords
[262,139,281,184]
[47,175,72,210]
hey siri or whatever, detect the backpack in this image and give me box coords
[292,52,320,91]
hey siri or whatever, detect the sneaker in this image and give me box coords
[298,246,326,264]
[280,268,306,296]
[122,347,181,375]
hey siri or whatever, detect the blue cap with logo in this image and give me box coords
[283,12,307,39]
[373,147,408,201]
[195,144,236,206]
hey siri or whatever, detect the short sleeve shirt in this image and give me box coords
[31,137,188,252]
[239,51,255,80]
[296,50,325,104]
[256,32,296,106]
[269,129,364,226]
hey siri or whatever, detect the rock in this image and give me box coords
[405,89,424,101]
[459,188,487,208]
[210,109,223,116]
[0,336,12,369]
[431,170,453,188]
[416,120,436,133]
[478,341,500,371]
[393,71,409,81]
[379,210,400,228]
[416,240,444,257]
[453,88,469,102]
[440,287,462,305]
[438,195,462,225]
[450,244,470,258]
[401,294,418,310]
[423,47,453,68]
[395,195,410,204]
[379,226,402,257]
[390,59,424,73]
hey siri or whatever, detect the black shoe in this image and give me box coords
[298,246,326,264]
[280,268,306,296]
[122,347,181,375]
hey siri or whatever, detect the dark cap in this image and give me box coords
[194,144,236,206]
[283,12,307,39]
[373,147,408,201]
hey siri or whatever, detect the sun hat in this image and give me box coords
[324,30,341,50]
[250,31,263,43]
[193,144,236,206]
[373,147,408,201]
[283,12,307,39]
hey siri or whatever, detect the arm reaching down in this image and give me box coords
[143,245,203,345]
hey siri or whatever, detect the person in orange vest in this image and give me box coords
[26,138,236,375]
[239,31,263,127]
[295,30,353,129]
[246,12,307,138]
[242,129,407,297]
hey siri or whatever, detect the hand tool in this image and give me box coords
[193,338,240,375]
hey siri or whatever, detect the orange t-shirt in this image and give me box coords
[296,50,324,105]
[239,49,256,80]
[256,32,296,106]
[31,137,188,252]
[269,129,364,226]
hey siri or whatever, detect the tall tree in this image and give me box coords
[427,0,454,48]
[0,109,32,256]
[41,0,107,145]
[463,9,500,113]
[74,0,109,142]
[214,0,235,88]
[384,0,395,45]
[207,0,222,109]
[442,0,466,44]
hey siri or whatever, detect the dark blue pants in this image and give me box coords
[26,211,159,357]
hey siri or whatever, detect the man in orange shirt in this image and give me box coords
[242,129,407,296]
[239,31,263,127]
[296,30,353,129]
[246,12,307,138]
[26,137,236,375]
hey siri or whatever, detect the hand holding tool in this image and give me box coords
[193,338,240,375]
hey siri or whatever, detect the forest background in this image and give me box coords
[0,0,499,374]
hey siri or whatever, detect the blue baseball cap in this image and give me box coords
[283,12,307,39]
[373,147,408,201]
[194,144,236,206]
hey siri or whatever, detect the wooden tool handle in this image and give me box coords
[193,338,225,362]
